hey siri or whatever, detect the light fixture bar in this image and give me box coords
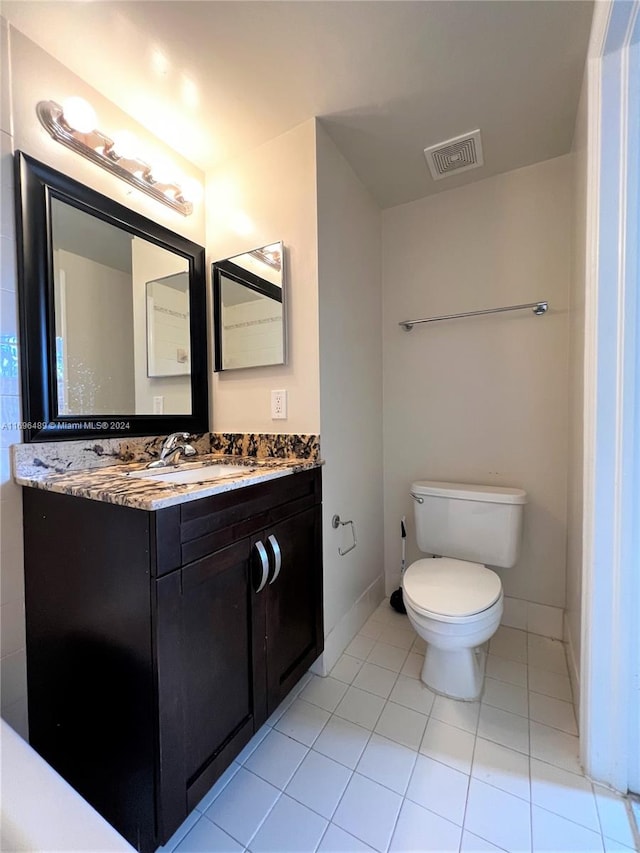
[36,100,193,216]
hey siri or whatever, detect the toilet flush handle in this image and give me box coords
[410,493,424,504]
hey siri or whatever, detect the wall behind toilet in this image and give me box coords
[382,155,572,610]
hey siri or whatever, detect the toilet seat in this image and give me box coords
[403,558,502,621]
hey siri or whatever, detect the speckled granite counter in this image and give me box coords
[12,433,321,511]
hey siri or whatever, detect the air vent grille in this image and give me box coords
[424,130,484,181]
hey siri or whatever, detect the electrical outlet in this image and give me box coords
[271,389,287,420]
[153,396,164,414]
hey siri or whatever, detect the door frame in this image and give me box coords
[581,0,640,792]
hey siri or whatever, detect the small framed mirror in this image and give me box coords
[212,242,285,371]
[14,152,209,441]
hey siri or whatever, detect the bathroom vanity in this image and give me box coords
[19,459,323,852]
[12,150,322,850]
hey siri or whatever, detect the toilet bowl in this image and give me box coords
[403,557,503,700]
[404,480,526,701]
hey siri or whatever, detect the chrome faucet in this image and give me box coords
[147,432,197,468]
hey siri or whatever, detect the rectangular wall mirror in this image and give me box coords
[14,152,209,441]
[212,242,285,371]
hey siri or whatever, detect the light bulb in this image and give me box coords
[181,177,203,203]
[149,159,176,186]
[61,97,97,134]
[111,131,139,161]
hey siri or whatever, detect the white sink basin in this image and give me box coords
[127,464,255,485]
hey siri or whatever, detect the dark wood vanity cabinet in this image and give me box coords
[22,468,323,853]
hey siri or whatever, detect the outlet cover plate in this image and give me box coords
[271,389,287,419]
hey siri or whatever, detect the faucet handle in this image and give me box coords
[164,431,190,448]
[147,433,196,468]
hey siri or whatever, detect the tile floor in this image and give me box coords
[159,605,639,853]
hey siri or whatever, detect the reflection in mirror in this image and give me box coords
[146,273,190,378]
[212,242,285,371]
[51,198,192,416]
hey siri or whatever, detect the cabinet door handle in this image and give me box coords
[254,540,269,593]
[267,534,282,585]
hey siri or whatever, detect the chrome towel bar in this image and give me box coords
[399,300,549,331]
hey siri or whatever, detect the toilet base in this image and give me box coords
[421,645,487,701]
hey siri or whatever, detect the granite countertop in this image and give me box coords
[14,452,321,510]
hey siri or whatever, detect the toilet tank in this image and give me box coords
[411,480,527,568]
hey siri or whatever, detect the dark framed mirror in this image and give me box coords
[14,151,209,442]
[212,241,285,371]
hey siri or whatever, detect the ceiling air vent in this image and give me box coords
[423,129,484,181]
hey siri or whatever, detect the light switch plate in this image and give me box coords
[271,389,287,419]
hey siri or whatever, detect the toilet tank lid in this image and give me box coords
[411,480,527,505]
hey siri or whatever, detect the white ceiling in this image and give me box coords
[3,1,593,209]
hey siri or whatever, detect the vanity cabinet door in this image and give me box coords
[264,506,323,713]
[178,536,267,811]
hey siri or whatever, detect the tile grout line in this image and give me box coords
[383,697,428,852]
[532,801,618,839]
[302,663,405,822]
[380,659,429,851]
[527,635,535,853]
[457,710,478,852]
[236,697,330,851]
[217,674,321,852]
[316,655,404,846]
[626,796,640,852]
[360,656,429,850]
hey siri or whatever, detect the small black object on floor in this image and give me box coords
[390,587,406,614]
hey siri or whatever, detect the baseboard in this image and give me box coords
[311,574,385,676]
[564,612,581,728]
[501,595,564,640]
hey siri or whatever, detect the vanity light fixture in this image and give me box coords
[36,99,194,216]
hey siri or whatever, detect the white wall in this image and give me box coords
[206,120,320,433]
[0,23,206,738]
[56,250,135,414]
[382,156,572,609]
[565,69,588,701]
[315,123,384,667]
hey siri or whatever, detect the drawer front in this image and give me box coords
[151,468,321,577]
[180,468,320,566]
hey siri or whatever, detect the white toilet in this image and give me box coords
[403,480,526,701]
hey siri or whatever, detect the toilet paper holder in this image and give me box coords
[332,514,357,556]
